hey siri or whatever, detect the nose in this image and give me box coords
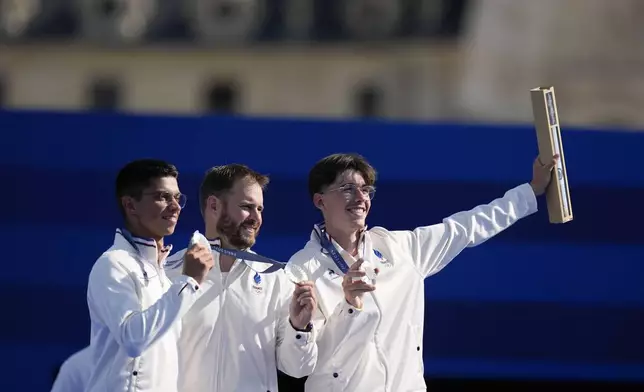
[354,188,368,202]
[250,208,262,226]
[168,198,182,212]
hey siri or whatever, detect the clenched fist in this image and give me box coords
[182,243,214,284]
[530,154,559,196]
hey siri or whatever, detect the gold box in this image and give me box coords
[530,86,573,224]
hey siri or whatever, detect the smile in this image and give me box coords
[347,207,366,216]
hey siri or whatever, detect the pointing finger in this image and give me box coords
[349,259,365,271]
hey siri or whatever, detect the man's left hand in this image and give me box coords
[530,154,559,196]
[289,281,317,330]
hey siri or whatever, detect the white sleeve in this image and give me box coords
[50,361,79,392]
[374,183,538,279]
[50,349,89,392]
[275,278,318,378]
[87,255,202,358]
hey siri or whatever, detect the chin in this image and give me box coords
[348,219,367,230]
[161,225,177,236]
[241,236,256,249]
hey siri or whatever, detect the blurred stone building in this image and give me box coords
[0,0,642,129]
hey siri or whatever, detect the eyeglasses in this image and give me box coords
[324,184,376,200]
[143,191,187,208]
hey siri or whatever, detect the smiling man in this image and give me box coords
[287,152,557,392]
[85,159,214,392]
[165,164,318,392]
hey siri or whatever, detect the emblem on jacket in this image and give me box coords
[373,249,392,267]
[252,272,263,294]
[327,268,341,280]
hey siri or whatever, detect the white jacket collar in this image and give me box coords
[114,228,172,265]
[208,237,222,247]
[307,224,374,273]
[308,224,368,249]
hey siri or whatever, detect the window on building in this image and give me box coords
[354,83,383,118]
[204,80,239,114]
[98,0,120,17]
[88,77,121,111]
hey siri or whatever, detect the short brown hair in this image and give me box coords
[199,164,269,215]
[308,153,377,199]
[115,159,179,218]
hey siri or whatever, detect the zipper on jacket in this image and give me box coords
[216,288,227,391]
[370,292,389,391]
[155,261,166,290]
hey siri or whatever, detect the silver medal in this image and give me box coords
[284,263,309,283]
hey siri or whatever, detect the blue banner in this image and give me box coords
[1,109,643,390]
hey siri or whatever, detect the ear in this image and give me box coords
[207,195,220,214]
[122,196,137,215]
[313,193,324,211]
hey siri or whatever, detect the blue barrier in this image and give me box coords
[1,109,643,390]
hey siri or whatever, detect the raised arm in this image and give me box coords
[375,183,537,278]
[376,156,556,278]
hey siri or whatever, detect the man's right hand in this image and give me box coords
[182,243,214,284]
[342,259,377,309]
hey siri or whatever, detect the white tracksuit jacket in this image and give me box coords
[164,239,318,392]
[50,346,92,392]
[287,183,538,392]
[86,229,202,392]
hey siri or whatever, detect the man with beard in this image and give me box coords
[165,164,318,392]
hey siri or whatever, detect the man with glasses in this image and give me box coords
[86,159,214,392]
[164,164,318,392]
[286,152,557,392]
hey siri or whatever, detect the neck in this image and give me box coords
[125,223,164,264]
[205,225,235,273]
[125,223,164,248]
[154,237,164,250]
[324,223,360,257]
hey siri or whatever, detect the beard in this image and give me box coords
[216,209,258,249]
